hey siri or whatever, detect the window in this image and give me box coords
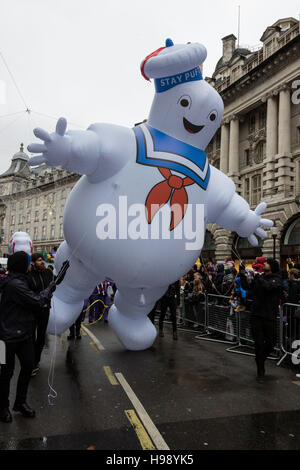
[252,174,262,206]
[18,214,23,224]
[35,197,40,206]
[27,199,32,208]
[50,225,55,239]
[42,226,46,240]
[19,201,24,210]
[59,224,63,238]
[35,211,39,222]
[34,227,38,241]
[244,178,250,202]
[43,209,47,221]
[11,203,16,211]
[26,211,31,223]
[259,109,266,129]
[254,141,266,164]
[11,215,15,225]
[249,114,256,134]
[245,149,250,166]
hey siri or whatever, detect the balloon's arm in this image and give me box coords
[27,118,131,182]
[207,167,273,247]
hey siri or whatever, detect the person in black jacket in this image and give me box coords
[0,251,56,423]
[28,253,54,375]
[240,258,282,382]
[159,281,180,340]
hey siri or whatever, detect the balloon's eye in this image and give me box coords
[210,113,217,121]
[180,99,189,107]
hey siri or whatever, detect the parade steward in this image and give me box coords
[240,258,282,383]
[28,253,54,376]
[0,252,67,423]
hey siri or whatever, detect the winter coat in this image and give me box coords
[240,271,282,319]
[287,279,300,305]
[0,273,54,342]
[28,268,53,293]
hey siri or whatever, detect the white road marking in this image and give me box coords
[81,325,105,350]
[115,372,170,451]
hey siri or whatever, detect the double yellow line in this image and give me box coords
[82,325,169,451]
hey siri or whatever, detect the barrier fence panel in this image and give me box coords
[227,310,282,361]
[195,294,239,344]
[278,302,300,366]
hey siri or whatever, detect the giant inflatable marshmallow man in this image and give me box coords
[28,39,273,350]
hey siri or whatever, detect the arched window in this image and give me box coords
[232,235,263,264]
[284,218,300,246]
[281,217,300,264]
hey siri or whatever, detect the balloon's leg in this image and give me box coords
[48,241,102,335]
[109,285,167,351]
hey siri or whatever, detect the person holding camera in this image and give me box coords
[239,258,282,383]
[0,252,68,423]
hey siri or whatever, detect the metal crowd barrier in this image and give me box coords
[195,294,239,344]
[277,302,300,366]
[155,293,299,366]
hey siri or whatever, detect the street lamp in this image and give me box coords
[270,226,279,260]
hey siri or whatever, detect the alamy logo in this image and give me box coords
[291,80,300,105]
[0,340,5,365]
[292,340,300,365]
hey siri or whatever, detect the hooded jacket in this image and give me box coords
[0,272,54,342]
[240,271,282,319]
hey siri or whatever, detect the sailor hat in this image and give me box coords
[141,39,207,93]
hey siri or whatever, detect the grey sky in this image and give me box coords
[0,0,299,174]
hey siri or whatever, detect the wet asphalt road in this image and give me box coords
[0,321,300,450]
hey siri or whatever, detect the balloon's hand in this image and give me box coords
[247,202,274,247]
[27,118,71,167]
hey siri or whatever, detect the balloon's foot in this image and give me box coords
[109,305,157,351]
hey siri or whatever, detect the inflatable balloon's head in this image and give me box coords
[9,231,33,256]
[142,39,224,150]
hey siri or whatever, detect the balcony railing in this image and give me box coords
[215,23,299,93]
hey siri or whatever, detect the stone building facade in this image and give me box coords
[203,17,300,266]
[0,144,79,256]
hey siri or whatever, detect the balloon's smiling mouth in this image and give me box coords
[183,117,204,134]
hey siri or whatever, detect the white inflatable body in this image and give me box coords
[9,231,33,255]
[28,40,273,350]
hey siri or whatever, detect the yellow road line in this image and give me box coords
[103,366,119,386]
[89,342,99,353]
[125,410,156,450]
[81,325,105,350]
[115,372,169,450]
[80,328,87,336]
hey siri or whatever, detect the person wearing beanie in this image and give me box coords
[240,258,282,383]
[0,251,57,423]
[28,253,54,376]
[252,257,267,274]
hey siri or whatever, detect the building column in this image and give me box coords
[220,122,229,174]
[263,92,278,196]
[278,86,291,155]
[276,85,293,195]
[228,116,239,176]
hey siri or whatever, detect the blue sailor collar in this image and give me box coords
[133,123,210,190]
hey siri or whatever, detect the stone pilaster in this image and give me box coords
[220,122,229,174]
[228,115,239,177]
[263,91,278,197]
[275,84,293,196]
